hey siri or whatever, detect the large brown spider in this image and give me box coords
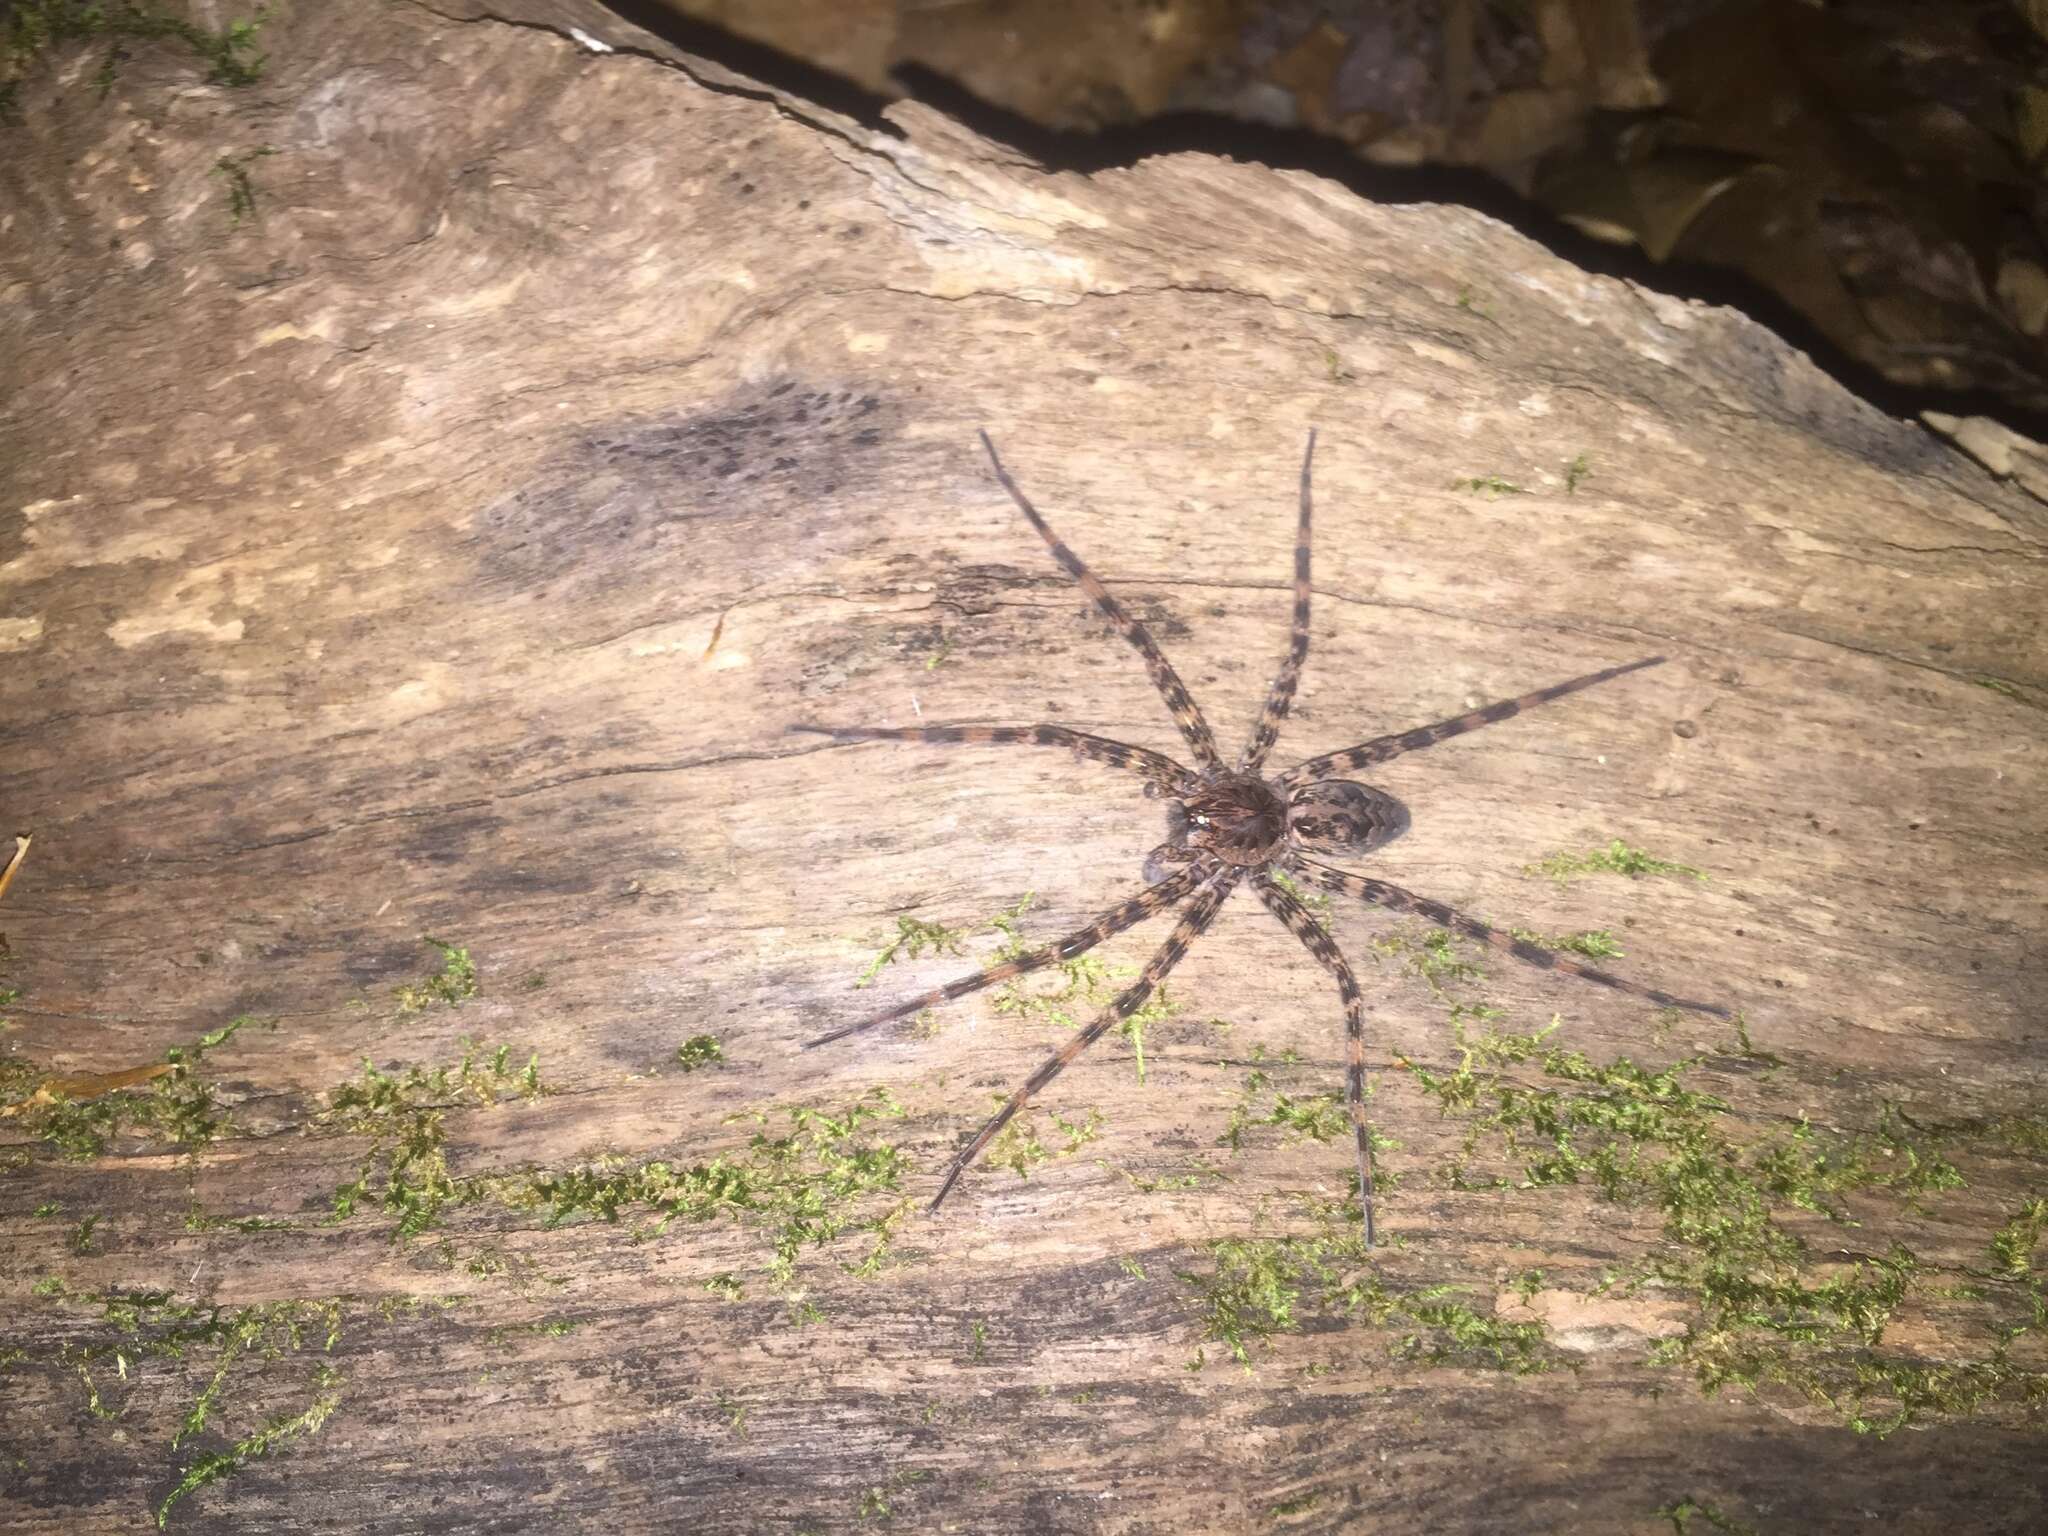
[794,431,1725,1243]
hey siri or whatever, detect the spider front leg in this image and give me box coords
[929,866,1242,1212]
[979,431,1224,772]
[1291,856,1729,1017]
[1277,656,1667,787]
[804,863,1208,1047]
[1242,429,1316,773]
[789,722,1197,797]
[1253,870,1378,1246]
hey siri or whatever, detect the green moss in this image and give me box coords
[5,1016,254,1160]
[322,1081,914,1290]
[1399,1020,2044,1433]
[1221,1066,1349,1153]
[714,1390,748,1436]
[1525,839,1706,886]
[156,1364,339,1528]
[986,893,1182,1078]
[322,1039,543,1240]
[11,1283,444,1528]
[1989,1197,2046,1280]
[851,890,1183,1075]
[1452,475,1523,498]
[1,1,270,115]
[675,1035,724,1072]
[1177,1211,1564,1375]
[1107,1156,1227,1194]
[1510,926,1624,960]
[1656,1497,1758,1536]
[1267,868,1332,925]
[394,937,477,1014]
[211,144,274,222]
[1374,927,1485,996]
[183,1208,292,1234]
[854,914,966,987]
[987,1106,1101,1179]
[1564,453,1593,494]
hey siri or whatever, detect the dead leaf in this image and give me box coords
[0,1060,173,1118]
[0,834,28,905]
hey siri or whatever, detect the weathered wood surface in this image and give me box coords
[2,3,2045,1532]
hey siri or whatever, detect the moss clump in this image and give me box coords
[520,1089,913,1288]
[1525,839,1706,886]
[1452,475,1523,498]
[211,144,275,222]
[11,1283,446,1528]
[1510,926,1624,960]
[1989,1197,2046,1287]
[1373,927,1486,997]
[322,1039,542,1239]
[1266,868,1332,924]
[1,1,269,113]
[986,894,1100,1025]
[2,1017,253,1160]
[1656,1498,1758,1536]
[320,1048,912,1292]
[393,937,477,1014]
[1397,1019,2045,1434]
[987,1106,1101,1179]
[853,914,966,987]
[861,891,1184,1078]
[1178,1205,1560,1375]
[674,1035,724,1072]
[1220,1062,1349,1154]
[855,1467,931,1521]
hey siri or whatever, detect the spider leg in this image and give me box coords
[803,864,1207,1048]
[1276,656,1666,788]
[1291,855,1729,1017]
[979,430,1224,771]
[788,722,1198,797]
[929,865,1242,1212]
[1242,429,1316,773]
[1252,871,1378,1247]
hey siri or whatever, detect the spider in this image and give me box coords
[793,431,1726,1244]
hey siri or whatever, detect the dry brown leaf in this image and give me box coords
[0,1061,173,1118]
[0,834,28,905]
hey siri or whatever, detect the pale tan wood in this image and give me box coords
[1,3,2044,1533]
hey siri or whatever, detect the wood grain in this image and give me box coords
[2,3,2044,1532]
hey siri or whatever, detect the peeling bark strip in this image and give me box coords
[2,2,2046,1533]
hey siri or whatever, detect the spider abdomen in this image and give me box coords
[1286,779,1411,856]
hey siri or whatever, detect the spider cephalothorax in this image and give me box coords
[794,430,1725,1244]
[1156,774,1407,871]
[1177,773,1289,865]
